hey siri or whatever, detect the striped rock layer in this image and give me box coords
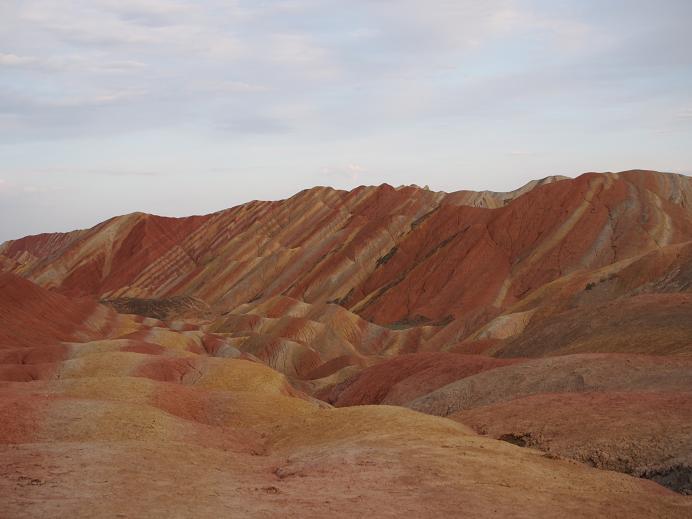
[2,169,691,334]
[2,170,692,515]
[1,273,690,517]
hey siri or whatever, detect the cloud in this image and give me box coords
[0,52,145,73]
[506,150,538,157]
[99,0,195,18]
[0,0,691,147]
[196,81,270,94]
[268,33,331,64]
[321,163,366,182]
[0,177,61,196]
[0,53,38,66]
[678,109,692,120]
[93,169,159,177]
[215,115,291,135]
[0,0,692,242]
[1,87,147,109]
[51,57,147,73]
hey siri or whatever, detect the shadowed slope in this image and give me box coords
[452,391,692,494]
[350,172,692,326]
[320,352,520,407]
[491,293,692,357]
[440,239,692,356]
[407,354,692,417]
[0,272,142,350]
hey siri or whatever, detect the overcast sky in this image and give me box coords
[1,0,692,241]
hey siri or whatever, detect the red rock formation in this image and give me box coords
[0,272,120,349]
[2,171,689,339]
[2,170,692,515]
[452,391,692,494]
[322,352,520,407]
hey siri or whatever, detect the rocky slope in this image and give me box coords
[2,170,692,516]
[1,274,689,517]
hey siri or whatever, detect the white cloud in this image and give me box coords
[98,0,194,17]
[506,150,537,157]
[678,109,692,120]
[55,57,147,73]
[2,53,147,73]
[0,86,148,113]
[16,0,244,57]
[95,169,159,177]
[265,33,340,80]
[196,81,270,94]
[321,163,366,182]
[0,178,60,196]
[33,88,148,108]
[0,53,38,66]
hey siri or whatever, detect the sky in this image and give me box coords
[1,0,692,242]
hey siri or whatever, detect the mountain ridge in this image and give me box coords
[3,170,689,325]
[2,169,692,514]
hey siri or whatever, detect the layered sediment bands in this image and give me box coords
[3,170,692,514]
[407,354,692,417]
[490,293,692,357]
[351,172,692,325]
[321,352,521,407]
[3,277,690,516]
[4,171,689,335]
[208,296,436,378]
[437,239,692,356]
[0,273,143,349]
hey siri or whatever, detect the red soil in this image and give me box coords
[2,171,692,515]
[325,352,521,407]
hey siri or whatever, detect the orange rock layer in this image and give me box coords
[2,170,692,515]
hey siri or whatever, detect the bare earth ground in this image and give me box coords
[2,171,692,516]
